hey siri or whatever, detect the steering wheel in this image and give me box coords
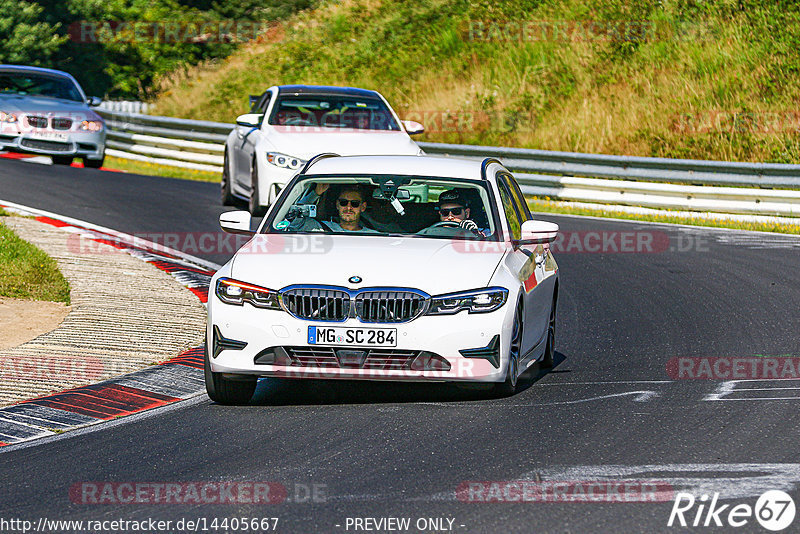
[283,117,314,126]
[428,221,461,229]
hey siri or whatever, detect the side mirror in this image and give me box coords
[220,210,254,235]
[517,220,559,245]
[87,96,102,107]
[235,113,264,128]
[401,120,424,135]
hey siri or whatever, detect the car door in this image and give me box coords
[496,172,554,360]
[233,92,270,192]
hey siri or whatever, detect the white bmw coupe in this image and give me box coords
[206,155,559,404]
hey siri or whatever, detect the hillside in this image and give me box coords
[152,0,800,163]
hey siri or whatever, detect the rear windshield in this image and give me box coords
[268,95,400,131]
[0,72,84,102]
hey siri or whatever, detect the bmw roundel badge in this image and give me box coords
[349,275,362,284]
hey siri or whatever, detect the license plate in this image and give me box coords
[308,326,396,347]
[27,132,69,142]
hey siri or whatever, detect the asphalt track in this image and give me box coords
[2,159,800,533]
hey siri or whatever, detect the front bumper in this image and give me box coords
[207,295,512,383]
[0,130,105,160]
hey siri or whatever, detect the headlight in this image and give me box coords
[215,277,281,309]
[427,287,508,315]
[0,111,17,123]
[266,152,305,170]
[80,120,103,132]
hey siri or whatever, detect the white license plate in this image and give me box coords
[27,132,69,142]
[308,326,396,347]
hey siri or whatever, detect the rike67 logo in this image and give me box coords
[668,490,796,531]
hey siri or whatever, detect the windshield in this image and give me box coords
[0,72,84,102]
[264,175,499,241]
[268,95,400,131]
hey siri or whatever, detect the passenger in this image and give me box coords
[285,184,377,233]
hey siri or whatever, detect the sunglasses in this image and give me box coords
[438,207,464,216]
[338,199,363,208]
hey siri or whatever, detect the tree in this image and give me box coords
[0,0,65,65]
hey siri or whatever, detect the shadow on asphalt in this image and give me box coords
[246,352,567,406]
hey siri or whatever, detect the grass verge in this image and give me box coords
[0,213,71,303]
[104,155,220,183]
[528,199,800,235]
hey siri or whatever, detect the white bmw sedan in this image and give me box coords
[206,155,559,404]
[221,85,423,216]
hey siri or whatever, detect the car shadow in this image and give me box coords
[247,351,567,406]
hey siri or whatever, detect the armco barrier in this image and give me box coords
[96,109,800,217]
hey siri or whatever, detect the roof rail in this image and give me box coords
[480,157,502,180]
[301,153,340,174]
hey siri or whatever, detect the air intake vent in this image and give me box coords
[354,291,426,323]
[282,287,350,321]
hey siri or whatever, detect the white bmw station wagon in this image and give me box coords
[206,155,559,404]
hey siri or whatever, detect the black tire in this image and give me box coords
[248,163,267,217]
[204,344,258,405]
[492,300,523,397]
[52,155,73,166]
[221,149,235,206]
[83,156,104,169]
[540,298,557,368]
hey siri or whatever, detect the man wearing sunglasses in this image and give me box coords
[333,186,373,232]
[434,189,486,237]
[281,183,377,233]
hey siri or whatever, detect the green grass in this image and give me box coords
[104,156,220,183]
[0,216,71,303]
[528,198,800,235]
[149,0,800,164]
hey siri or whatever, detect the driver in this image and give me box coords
[433,189,486,237]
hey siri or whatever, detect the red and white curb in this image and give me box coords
[0,200,221,448]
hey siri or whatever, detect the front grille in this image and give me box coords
[354,291,427,323]
[52,117,73,130]
[284,347,420,370]
[282,288,350,321]
[19,138,72,152]
[26,116,48,128]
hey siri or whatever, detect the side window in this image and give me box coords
[505,175,532,221]
[497,179,522,240]
[251,92,271,114]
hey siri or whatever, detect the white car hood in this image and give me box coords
[263,129,421,159]
[230,234,507,295]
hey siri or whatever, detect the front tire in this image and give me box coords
[204,344,258,405]
[83,156,104,169]
[248,162,267,217]
[492,301,523,397]
[221,149,235,206]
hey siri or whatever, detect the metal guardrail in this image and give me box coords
[97,110,800,217]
